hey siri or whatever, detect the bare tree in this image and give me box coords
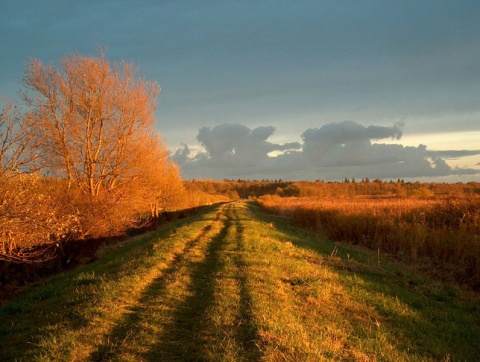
[23,52,160,197]
[21,51,187,241]
[0,97,38,177]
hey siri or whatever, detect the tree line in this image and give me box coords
[184,179,480,199]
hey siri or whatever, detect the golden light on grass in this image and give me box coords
[258,195,480,286]
[1,202,479,360]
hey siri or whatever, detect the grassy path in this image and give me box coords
[1,201,479,361]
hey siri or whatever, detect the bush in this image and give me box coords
[0,175,80,263]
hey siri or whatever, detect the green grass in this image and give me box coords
[1,201,479,361]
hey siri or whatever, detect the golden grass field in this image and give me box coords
[258,195,480,287]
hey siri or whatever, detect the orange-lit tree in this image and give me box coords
[0,98,38,177]
[126,133,186,218]
[23,52,160,196]
[2,51,191,265]
[20,52,182,238]
[1,98,79,263]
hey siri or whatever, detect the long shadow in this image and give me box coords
[247,201,480,360]
[89,218,220,361]
[0,206,223,362]
[232,206,264,361]
[141,207,232,361]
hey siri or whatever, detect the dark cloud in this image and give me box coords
[194,124,301,167]
[301,121,402,165]
[175,122,479,181]
[1,1,479,183]
[1,1,480,143]
[426,150,480,159]
[171,144,192,165]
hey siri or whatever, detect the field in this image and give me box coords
[1,201,479,361]
[258,195,480,287]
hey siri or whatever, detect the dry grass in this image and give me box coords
[258,195,480,287]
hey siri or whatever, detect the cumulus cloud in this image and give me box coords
[302,121,403,166]
[194,124,301,167]
[174,121,480,181]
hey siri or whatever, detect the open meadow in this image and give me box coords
[258,193,480,288]
[1,201,479,361]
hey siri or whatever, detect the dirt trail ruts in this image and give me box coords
[89,203,262,361]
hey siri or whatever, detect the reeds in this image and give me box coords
[258,195,480,287]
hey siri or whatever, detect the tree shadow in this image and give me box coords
[140,208,232,361]
[232,206,264,361]
[88,202,265,361]
[89,220,219,361]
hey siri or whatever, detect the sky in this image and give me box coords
[1,0,480,182]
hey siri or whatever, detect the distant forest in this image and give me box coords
[184,178,480,200]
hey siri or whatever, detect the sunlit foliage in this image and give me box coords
[1,52,188,264]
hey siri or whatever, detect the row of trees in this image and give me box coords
[184,179,480,199]
[1,52,185,263]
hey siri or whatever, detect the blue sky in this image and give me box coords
[1,0,479,181]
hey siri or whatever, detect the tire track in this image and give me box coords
[89,206,226,360]
[141,203,233,360]
[232,205,263,361]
